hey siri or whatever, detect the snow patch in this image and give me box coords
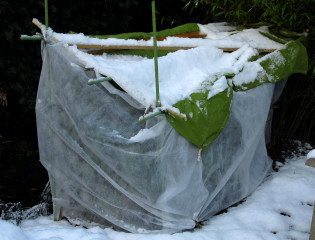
[307,149,315,159]
[0,148,312,239]
[129,121,165,142]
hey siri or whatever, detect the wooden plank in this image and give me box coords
[75,44,192,51]
[74,44,276,54]
[145,31,207,41]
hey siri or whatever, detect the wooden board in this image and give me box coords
[146,31,207,41]
[72,44,276,54]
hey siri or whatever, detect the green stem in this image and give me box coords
[45,0,49,29]
[20,35,42,40]
[88,77,112,85]
[152,0,160,107]
[49,175,57,221]
[138,110,163,123]
[259,31,287,44]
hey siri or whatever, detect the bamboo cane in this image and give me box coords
[45,0,49,29]
[152,0,160,108]
[138,108,187,123]
[20,35,42,41]
[88,76,112,85]
[139,110,163,123]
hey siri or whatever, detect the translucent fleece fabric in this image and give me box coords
[36,43,283,233]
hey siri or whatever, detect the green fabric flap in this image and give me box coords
[166,80,233,151]
[108,49,176,58]
[92,23,200,40]
[233,39,308,91]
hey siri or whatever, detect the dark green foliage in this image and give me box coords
[271,73,315,145]
[41,0,197,35]
[0,0,45,206]
[183,0,314,32]
[46,0,151,34]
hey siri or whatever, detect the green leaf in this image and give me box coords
[233,39,308,91]
[166,81,233,151]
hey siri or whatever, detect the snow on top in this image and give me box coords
[43,20,285,109]
[198,22,236,39]
[51,22,282,50]
[52,23,282,50]
[66,45,232,108]
[307,149,315,159]
[66,42,267,108]
[2,146,315,240]
[205,75,230,100]
[199,23,282,50]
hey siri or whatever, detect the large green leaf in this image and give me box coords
[166,81,233,151]
[92,23,200,40]
[233,39,308,91]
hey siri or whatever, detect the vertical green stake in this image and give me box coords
[45,0,49,29]
[152,0,160,108]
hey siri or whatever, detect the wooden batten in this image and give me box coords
[144,31,207,41]
[74,44,192,52]
[77,44,276,54]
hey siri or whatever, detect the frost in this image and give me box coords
[259,50,286,73]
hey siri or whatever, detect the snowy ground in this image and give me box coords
[1,143,315,240]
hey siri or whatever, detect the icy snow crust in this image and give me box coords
[45,22,284,109]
